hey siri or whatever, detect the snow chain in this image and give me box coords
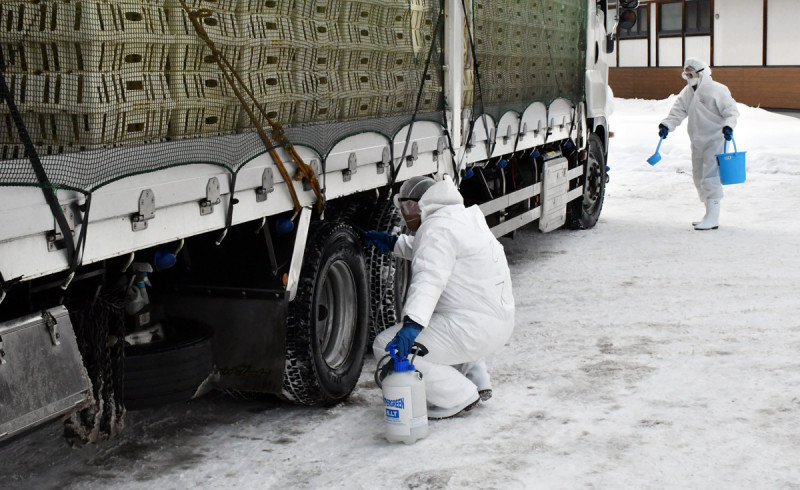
[63,285,127,447]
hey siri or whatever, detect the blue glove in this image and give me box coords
[386,317,423,358]
[723,126,733,141]
[364,231,398,255]
[658,124,669,139]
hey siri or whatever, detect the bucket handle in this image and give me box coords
[722,136,738,155]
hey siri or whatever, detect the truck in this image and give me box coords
[0,0,636,444]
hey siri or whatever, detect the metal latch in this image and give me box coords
[488,128,496,146]
[502,125,513,144]
[47,204,77,252]
[303,160,322,191]
[343,153,358,182]
[406,142,418,167]
[256,168,275,202]
[131,189,155,232]
[378,147,390,174]
[43,310,60,346]
[0,336,6,365]
[200,177,221,216]
[433,137,447,162]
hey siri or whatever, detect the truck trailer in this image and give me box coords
[0,0,633,444]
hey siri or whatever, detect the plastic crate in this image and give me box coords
[293,0,341,20]
[1,39,170,73]
[338,92,380,120]
[0,143,79,161]
[292,47,340,71]
[165,0,239,11]
[236,0,293,15]
[169,103,241,138]
[380,4,425,30]
[241,15,298,44]
[0,72,171,113]
[377,92,414,116]
[240,70,295,99]
[339,1,381,25]
[340,48,385,71]
[380,27,425,52]
[292,94,339,125]
[292,19,334,46]
[1,105,173,147]
[340,71,381,92]
[237,97,295,128]
[336,25,380,48]
[1,1,169,43]
[237,41,296,71]
[170,40,244,71]
[294,71,341,96]
[381,50,419,72]
[169,71,239,106]
[169,8,242,42]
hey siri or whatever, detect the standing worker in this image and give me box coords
[365,175,515,419]
[658,57,739,230]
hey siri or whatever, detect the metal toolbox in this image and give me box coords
[0,306,91,442]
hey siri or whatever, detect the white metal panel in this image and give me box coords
[658,38,683,66]
[713,0,762,66]
[490,112,520,158]
[685,36,711,66]
[326,132,390,173]
[767,0,800,65]
[548,99,574,143]
[650,8,657,65]
[518,102,548,151]
[539,157,569,233]
[619,39,648,67]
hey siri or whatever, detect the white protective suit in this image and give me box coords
[660,58,739,202]
[373,177,515,412]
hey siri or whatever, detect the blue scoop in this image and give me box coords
[647,137,664,165]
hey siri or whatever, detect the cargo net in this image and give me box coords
[0,0,444,192]
[465,0,587,121]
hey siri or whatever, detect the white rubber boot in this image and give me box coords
[694,199,720,230]
[692,201,708,227]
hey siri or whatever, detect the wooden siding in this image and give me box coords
[610,67,800,109]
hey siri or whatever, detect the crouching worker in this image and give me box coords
[365,175,515,419]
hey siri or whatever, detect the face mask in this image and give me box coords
[687,77,699,87]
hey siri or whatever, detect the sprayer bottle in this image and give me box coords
[379,350,428,444]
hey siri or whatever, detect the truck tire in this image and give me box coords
[282,222,370,406]
[567,133,606,229]
[123,320,214,410]
[365,200,411,341]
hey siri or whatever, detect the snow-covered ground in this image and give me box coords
[2,97,800,489]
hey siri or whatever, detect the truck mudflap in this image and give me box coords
[0,306,91,443]
[163,286,287,394]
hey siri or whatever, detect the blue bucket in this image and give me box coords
[715,137,746,185]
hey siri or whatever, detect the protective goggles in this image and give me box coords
[681,67,704,80]
[393,195,420,214]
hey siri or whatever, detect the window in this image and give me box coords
[618,5,649,39]
[685,0,711,34]
[659,2,682,36]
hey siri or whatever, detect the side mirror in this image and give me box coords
[619,9,638,30]
[606,33,615,54]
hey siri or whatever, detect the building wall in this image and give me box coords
[714,0,762,66]
[609,67,800,109]
[767,0,800,65]
[608,1,800,108]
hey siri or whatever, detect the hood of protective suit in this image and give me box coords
[684,57,711,87]
[417,175,464,222]
[684,57,711,76]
